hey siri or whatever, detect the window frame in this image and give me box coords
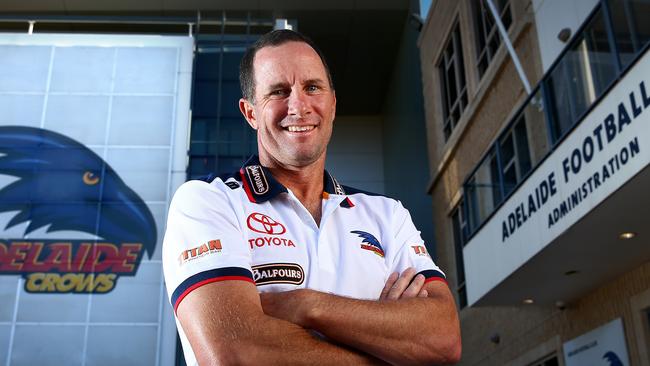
[472,0,513,78]
[438,21,469,141]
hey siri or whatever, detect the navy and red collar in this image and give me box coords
[238,155,352,207]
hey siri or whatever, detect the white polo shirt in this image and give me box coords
[162,156,446,365]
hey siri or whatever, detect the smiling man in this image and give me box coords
[163,30,461,366]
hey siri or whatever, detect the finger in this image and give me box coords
[387,267,417,300]
[418,289,428,298]
[380,272,399,300]
[401,274,425,299]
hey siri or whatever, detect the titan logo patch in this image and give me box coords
[178,239,222,265]
[0,126,158,294]
[252,263,304,286]
[247,212,286,235]
[411,245,430,257]
[245,165,269,195]
[350,230,385,258]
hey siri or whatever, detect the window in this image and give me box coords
[528,354,559,366]
[607,0,650,68]
[188,36,258,179]
[452,203,468,308]
[499,115,532,195]
[472,0,512,78]
[546,7,617,141]
[439,23,468,141]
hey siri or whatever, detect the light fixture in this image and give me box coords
[557,28,572,43]
[619,232,637,240]
[523,298,534,305]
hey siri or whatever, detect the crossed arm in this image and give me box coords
[177,268,461,365]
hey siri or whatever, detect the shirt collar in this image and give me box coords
[238,155,348,204]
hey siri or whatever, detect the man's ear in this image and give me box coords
[239,98,258,130]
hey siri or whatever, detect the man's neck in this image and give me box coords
[260,154,326,225]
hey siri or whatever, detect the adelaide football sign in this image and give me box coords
[0,126,157,293]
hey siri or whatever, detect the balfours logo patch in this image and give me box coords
[245,165,269,195]
[252,263,304,286]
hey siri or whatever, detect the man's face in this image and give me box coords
[239,41,336,168]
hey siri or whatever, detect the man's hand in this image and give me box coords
[259,289,314,327]
[379,267,429,300]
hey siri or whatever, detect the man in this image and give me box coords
[163,29,461,365]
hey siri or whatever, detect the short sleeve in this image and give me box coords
[388,201,447,285]
[162,180,253,313]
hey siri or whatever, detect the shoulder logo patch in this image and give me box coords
[245,165,269,195]
[252,263,304,286]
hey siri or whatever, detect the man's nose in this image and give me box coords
[287,91,310,116]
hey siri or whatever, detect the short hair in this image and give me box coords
[239,29,334,103]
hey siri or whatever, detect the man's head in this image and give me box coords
[239,30,334,103]
[238,30,337,169]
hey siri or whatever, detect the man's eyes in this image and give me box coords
[268,85,322,97]
[269,89,289,96]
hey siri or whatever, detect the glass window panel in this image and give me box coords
[11,325,85,366]
[547,7,616,140]
[44,95,110,146]
[104,148,170,202]
[17,292,89,323]
[446,65,458,104]
[114,47,176,94]
[523,89,551,165]
[503,165,517,195]
[515,119,532,176]
[191,118,219,142]
[0,95,44,127]
[193,80,219,118]
[0,45,51,92]
[0,325,9,360]
[609,0,650,68]
[500,134,515,164]
[190,142,218,155]
[438,24,467,141]
[50,47,113,93]
[90,262,161,322]
[473,0,512,78]
[189,156,215,178]
[0,276,18,321]
[466,150,500,232]
[86,325,157,366]
[109,96,174,146]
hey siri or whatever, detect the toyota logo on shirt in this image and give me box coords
[247,213,286,235]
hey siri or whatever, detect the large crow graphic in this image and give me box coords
[0,126,157,258]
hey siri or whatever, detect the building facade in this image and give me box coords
[419,0,650,365]
[0,1,436,364]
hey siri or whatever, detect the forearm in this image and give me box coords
[268,284,460,366]
[224,312,387,366]
[178,281,386,366]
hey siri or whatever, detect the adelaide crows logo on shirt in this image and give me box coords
[0,126,157,294]
[351,230,385,257]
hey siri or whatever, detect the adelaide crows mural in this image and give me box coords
[0,126,157,294]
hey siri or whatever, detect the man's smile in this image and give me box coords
[285,125,316,133]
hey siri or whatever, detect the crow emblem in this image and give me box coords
[351,230,385,258]
[0,126,157,293]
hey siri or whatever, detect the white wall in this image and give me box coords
[533,0,600,72]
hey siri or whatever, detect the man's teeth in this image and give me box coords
[286,126,315,132]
